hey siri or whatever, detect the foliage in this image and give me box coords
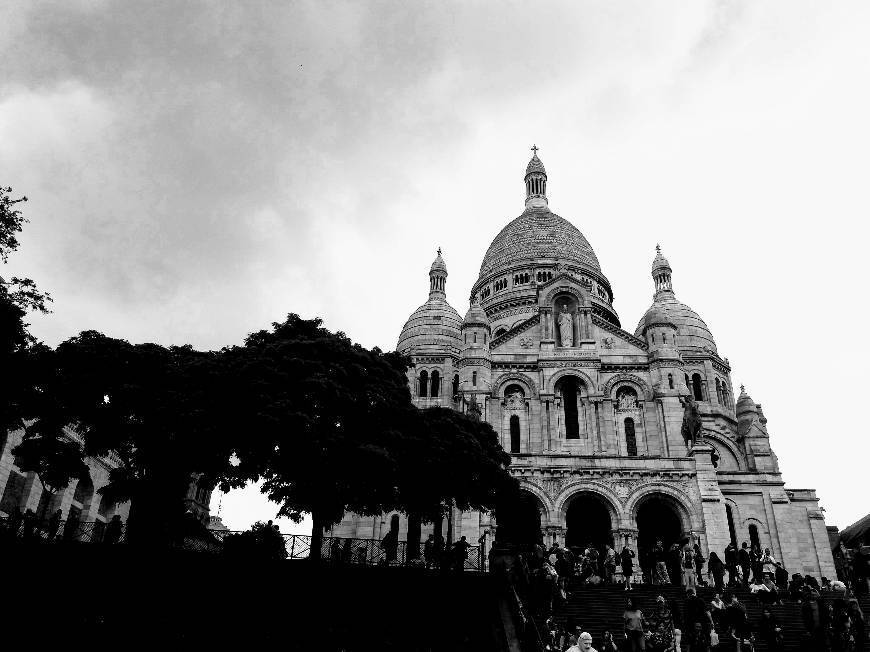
[221,520,287,560]
[222,314,516,552]
[0,186,52,435]
[11,432,89,518]
[49,331,237,542]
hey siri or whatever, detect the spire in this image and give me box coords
[429,248,447,298]
[524,145,548,209]
[651,244,674,299]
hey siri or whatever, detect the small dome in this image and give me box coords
[635,297,717,353]
[526,153,547,177]
[639,304,675,331]
[736,386,757,416]
[396,296,462,355]
[430,249,447,274]
[462,301,489,328]
[652,244,671,273]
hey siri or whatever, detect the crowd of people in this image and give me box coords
[512,536,868,652]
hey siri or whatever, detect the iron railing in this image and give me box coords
[0,516,126,544]
[0,516,486,570]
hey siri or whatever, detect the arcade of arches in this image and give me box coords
[495,489,688,570]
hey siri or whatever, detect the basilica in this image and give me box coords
[332,151,835,579]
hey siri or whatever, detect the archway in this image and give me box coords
[495,490,543,548]
[565,492,613,553]
[636,494,684,582]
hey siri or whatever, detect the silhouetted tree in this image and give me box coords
[51,333,236,544]
[223,315,516,560]
[0,186,51,435]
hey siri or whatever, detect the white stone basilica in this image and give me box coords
[332,150,835,579]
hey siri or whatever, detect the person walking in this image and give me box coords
[646,595,676,652]
[726,593,751,652]
[605,543,617,584]
[751,544,763,584]
[738,542,752,588]
[694,542,706,586]
[683,544,698,590]
[759,606,784,651]
[761,547,778,576]
[623,596,647,652]
[653,540,670,586]
[452,535,471,572]
[708,551,726,593]
[725,542,738,587]
[621,543,636,591]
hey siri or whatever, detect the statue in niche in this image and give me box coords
[617,391,637,410]
[557,304,574,347]
[467,397,482,422]
[680,395,703,448]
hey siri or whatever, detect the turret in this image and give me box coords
[524,145,548,209]
[736,386,780,472]
[459,299,492,410]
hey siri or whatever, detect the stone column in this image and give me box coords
[592,398,603,453]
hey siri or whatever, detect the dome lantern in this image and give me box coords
[429,247,447,298]
[652,244,674,298]
[524,145,548,209]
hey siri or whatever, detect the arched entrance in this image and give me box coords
[565,492,613,552]
[495,490,544,547]
[636,494,685,582]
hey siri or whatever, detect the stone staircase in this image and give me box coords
[546,582,869,651]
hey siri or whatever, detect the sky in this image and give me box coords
[1,0,868,535]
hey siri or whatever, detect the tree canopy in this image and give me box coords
[223,315,516,552]
[0,186,51,435]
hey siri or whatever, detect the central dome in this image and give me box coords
[478,207,603,279]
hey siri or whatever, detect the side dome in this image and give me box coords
[478,207,603,280]
[396,297,462,355]
[635,245,717,354]
[397,248,462,355]
[635,298,717,354]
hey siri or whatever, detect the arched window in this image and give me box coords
[430,370,440,398]
[748,523,760,550]
[624,418,638,456]
[473,332,477,344]
[662,332,667,344]
[418,371,428,398]
[692,373,704,401]
[651,332,656,344]
[472,371,477,387]
[668,374,674,390]
[452,374,459,397]
[557,377,581,439]
[725,505,738,547]
[509,415,521,454]
[715,378,722,404]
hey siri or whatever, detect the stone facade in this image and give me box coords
[332,152,836,580]
[0,426,132,533]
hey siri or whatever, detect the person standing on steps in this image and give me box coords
[623,596,647,652]
[577,631,598,652]
[738,542,752,588]
[725,541,738,587]
[708,551,726,593]
[653,539,670,586]
[621,543,636,591]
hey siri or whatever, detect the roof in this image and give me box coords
[478,207,603,280]
[396,296,462,354]
[635,297,717,353]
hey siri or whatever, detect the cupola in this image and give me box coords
[524,145,548,209]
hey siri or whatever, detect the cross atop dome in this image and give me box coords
[531,144,539,155]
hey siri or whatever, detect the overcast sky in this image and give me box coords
[2,1,868,535]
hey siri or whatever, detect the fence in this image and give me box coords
[0,516,486,571]
[0,516,126,544]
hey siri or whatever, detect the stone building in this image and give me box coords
[332,151,836,579]
[0,425,132,538]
